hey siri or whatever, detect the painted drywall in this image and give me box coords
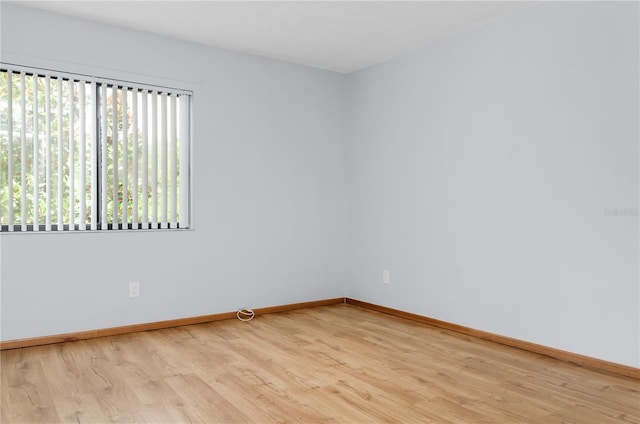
[347,1,639,367]
[0,4,348,340]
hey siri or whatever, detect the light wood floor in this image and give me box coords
[1,305,639,423]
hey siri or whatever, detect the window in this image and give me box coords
[0,66,190,232]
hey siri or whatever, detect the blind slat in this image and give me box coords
[112,87,118,228]
[169,94,177,228]
[20,72,26,231]
[90,81,97,230]
[57,78,63,229]
[45,76,51,231]
[160,92,168,229]
[79,82,86,230]
[141,91,149,228]
[32,75,39,231]
[122,87,128,227]
[100,84,108,228]
[68,80,75,230]
[151,92,158,228]
[7,71,14,231]
[179,95,189,229]
[132,89,139,229]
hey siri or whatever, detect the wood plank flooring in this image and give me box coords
[1,304,639,423]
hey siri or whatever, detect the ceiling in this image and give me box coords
[13,1,534,74]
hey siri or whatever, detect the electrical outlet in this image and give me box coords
[383,270,390,285]
[129,281,140,298]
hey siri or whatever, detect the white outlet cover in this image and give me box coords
[129,281,140,298]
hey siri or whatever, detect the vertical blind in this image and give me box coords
[0,67,190,231]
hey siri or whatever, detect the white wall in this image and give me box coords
[0,4,348,340]
[347,1,639,367]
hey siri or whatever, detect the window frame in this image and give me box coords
[0,62,193,233]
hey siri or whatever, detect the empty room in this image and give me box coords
[1,1,638,422]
